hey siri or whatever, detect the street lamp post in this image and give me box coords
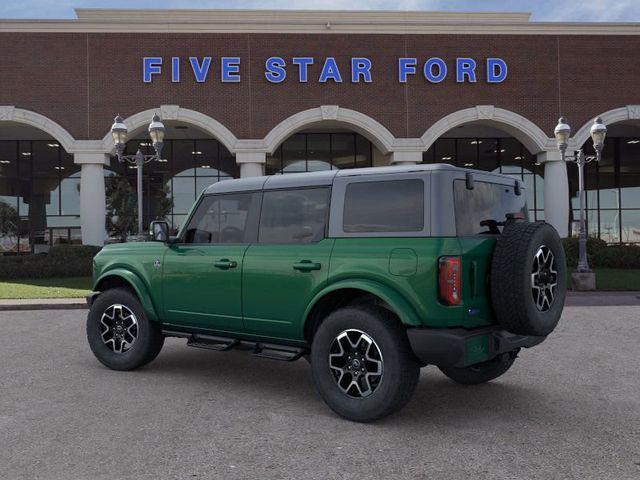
[110,114,166,240]
[554,116,607,276]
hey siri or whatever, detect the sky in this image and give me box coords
[1,0,640,22]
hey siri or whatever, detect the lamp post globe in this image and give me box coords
[590,116,607,155]
[110,115,128,155]
[148,113,165,157]
[554,117,571,155]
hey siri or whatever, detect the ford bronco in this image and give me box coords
[87,164,566,422]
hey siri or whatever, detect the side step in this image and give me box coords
[252,342,305,362]
[187,334,239,351]
[163,328,306,362]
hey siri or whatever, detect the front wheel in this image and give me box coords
[310,306,420,423]
[87,288,164,371]
[438,351,517,385]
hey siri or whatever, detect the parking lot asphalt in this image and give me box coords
[1,306,639,480]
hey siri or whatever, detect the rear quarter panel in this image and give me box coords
[328,237,495,329]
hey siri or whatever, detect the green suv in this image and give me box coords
[87,164,566,422]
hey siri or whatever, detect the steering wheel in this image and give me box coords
[221,226,243,243]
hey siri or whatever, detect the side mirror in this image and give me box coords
[149,220,169,242]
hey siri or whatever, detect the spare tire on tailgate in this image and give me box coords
[490,221,566,336]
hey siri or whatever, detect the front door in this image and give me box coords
[242,187,333,340]
[162,191,260,332]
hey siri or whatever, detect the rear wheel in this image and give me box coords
[439,351,517,385]
[310,306,420,422]
[87,288,164,371]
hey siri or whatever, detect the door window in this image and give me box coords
[259,188,330,244]
[183,192,259,244]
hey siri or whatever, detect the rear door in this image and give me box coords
[162,191,261,332]
[242,187,333,341]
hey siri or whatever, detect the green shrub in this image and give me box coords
[0,245,101,279]
[562,237,640,269]
[561,237,607,267]
[593,245,640,269]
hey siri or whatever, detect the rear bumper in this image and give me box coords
[406,326,546,368]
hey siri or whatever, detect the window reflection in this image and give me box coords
[423,137,545,222]
[0,140,80,253]
[109,138,238,234]
[266,132,374,174]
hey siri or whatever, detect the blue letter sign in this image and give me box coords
[189,57,211,83]
[398,58,417,83]
[143,57,162,83]
[319,57,343,83]
[265,57,287,83]
[487,58,508,83]
[142,55,508,84]
[424,58,447,83]
[351,58,372,83]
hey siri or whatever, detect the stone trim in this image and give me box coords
[2,10,640,35]
[100,105,239,155]
[421,105,554,155]
[571,105,640,148]
[263,106,397,155]
[0,106,76,153]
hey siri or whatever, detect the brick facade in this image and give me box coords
[2,31,639,142]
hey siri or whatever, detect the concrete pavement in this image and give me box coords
[0,307,639,479]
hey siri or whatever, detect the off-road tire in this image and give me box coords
[310,306,420,423]
[439,351,517,385]
[491,221,566,336]
[87,288,164,371]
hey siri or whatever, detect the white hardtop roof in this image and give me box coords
[203,164,517,195]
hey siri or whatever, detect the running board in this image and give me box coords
[163,328,306,362]
[252,342,305,362]
[187,334,239,351]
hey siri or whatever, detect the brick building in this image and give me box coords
[0,9,639,250]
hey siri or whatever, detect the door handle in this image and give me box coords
[293,260,321,272]
[214,259,238,269]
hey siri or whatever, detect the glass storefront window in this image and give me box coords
[266,132,374,174]
[456,138,477,168]
[621,210,640,243]
[434,138,456,164]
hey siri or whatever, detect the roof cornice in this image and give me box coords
[0,9,639,35]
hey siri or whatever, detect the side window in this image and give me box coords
[183,192,259,244]
[343,179,424,233]
[259,188,330,244]
[453,180,529,236]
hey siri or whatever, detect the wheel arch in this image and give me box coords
[302,279,421,342]
[94,269,159,321]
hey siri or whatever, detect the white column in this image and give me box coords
[390,151,422,165]
[236,151,266,178]
[75,152,109,246]
[538,151,569,238]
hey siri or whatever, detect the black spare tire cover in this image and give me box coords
[490,221,567,336]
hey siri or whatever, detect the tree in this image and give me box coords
[0,201,20,248]
[105,175,174,242]
[105,175,137,242]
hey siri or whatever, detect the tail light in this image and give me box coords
[438,256,461,306]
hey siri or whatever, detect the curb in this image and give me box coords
[0,299,88,311]
[0,292,638,312]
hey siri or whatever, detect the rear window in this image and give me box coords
[454,179,528,236]
[343,179,424,233]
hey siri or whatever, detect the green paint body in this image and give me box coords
[92,235,498,346]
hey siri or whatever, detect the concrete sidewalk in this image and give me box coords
[0,291,639,311]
